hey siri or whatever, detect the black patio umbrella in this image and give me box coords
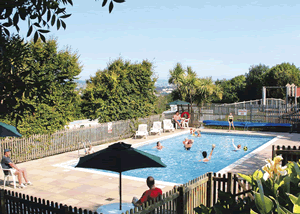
[75,142,166,210]
[0,122,22,137]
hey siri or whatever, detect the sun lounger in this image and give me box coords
[163,119,175,132]
[135,124,149,139]
[150,121,163,135]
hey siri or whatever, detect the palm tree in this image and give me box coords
[168,63,185,100]
[196,77,223,106]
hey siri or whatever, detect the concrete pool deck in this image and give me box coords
[1,128,299,212]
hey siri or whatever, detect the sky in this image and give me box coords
[15,0,300,81]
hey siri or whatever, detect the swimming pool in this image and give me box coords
[57,131,276,184]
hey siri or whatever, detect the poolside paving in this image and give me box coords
[1,128,299,212]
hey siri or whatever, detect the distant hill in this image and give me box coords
[155,79,170,87]
[75,79,170,89]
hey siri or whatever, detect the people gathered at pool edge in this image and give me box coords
[132,176,162,206]
[1,148,32,188]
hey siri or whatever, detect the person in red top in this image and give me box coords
[132,176,162,206]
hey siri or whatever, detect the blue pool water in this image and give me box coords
[79,132,274,184]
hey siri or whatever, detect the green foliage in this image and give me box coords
[169,63,223,106]
[0,36,82,136]
[243,64,269,101]
[214,75,246,103]
[194,191,255,214]
[81,58,157,122]
[0,0,125,41]
[195,159,300,214]
[155,94,172,114]
[264,63,300,99]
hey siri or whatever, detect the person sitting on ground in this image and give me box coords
[1,149,32,188]
[153,141,164,150]
[173,111,184,129]
[184,139,194,150]
[132,176,162,207]
[199,144,216,162]
[85,144,95,155]
[231,139,241,151]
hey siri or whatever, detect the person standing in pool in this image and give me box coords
[153,141,164,150]
[199,144,215,162]
[228,113,235,131]
[184,139,194,150]
[183,138,189,145]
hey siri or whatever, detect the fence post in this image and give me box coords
[272,145,275,159]
[227,173,232,194]
[0,189,7,214]
[206,172,213,207]
[176,186,184,214]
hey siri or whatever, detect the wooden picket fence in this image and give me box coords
[0,189,98,214]
[272,145,300,166]
[0,115,162,164]
[121,172,252,214]
[0,172,251,214]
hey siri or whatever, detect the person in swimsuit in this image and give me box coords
[153,141,164,150]
[232,139,241,151]
[184,139,194,150]
[173,111,184,129]
[228,113,235,131]
[183,138,189,145]
[199,144,215,162]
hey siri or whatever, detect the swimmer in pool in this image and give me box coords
[196,130,201,137]
[153,141,164,150]
[232,139,241,151]
[184,139,194,150]
[199,144,215,162]
[183,138,189,145]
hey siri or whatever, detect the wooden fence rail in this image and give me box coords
[272,145,300,165]
[121,172,252,214]
[0,115,162,164]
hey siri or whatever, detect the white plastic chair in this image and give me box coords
[1,166,17,189]
[150,121,163,135]
[163,119,175,132]
[135,124,149,139]
[182,118,190,128]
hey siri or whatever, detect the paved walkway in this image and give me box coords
[1,128,299,212]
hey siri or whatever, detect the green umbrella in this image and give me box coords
[0,122,22,137]
[75,142,166,210]
[167,99,190,105]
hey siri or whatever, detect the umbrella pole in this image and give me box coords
[119,172,122,210]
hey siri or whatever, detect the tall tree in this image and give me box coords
[195,77,222,106]
[81,58,157,122]
[0,36,82,135]
[263,62,300,99]
[168,63,185,100]
[244,64,269,101]
[215,75,246,103]
[169,64,222,107]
